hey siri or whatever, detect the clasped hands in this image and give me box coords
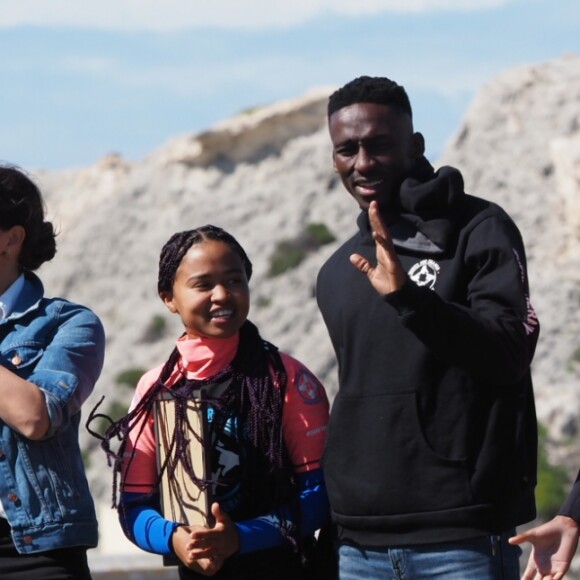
[172,502,239,576]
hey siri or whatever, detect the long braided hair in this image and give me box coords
[89,225,299,545]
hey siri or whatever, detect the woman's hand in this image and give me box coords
[171,503,239,576]
[172,525,223,576]
[189,503,240,561]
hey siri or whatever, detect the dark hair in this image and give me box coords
[158,225,252,296]
[328,75,413,119]
[0,165,57,270]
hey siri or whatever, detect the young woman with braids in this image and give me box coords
[0,165,105,579]
[95,225,331,579]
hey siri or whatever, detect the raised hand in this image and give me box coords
[349,201,407,295]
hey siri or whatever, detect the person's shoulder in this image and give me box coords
[44,296,104,329]
[46,295,97,313]
[278,351,303,372]
[327,232,358,254]
[460,194,519,230]
[133,364,166,399]
[319,229,359,272]
[279,352,326,391]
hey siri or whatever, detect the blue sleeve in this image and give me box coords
[120,492,180,555]
[121,470,329,556]
[236,468,329,554]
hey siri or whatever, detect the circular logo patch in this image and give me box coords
[408,259,441,289]
[296,370,323,404]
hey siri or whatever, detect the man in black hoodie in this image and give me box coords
[316,76,540,579]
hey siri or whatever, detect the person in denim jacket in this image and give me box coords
[0,165,105,579]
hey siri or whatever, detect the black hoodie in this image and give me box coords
[316,159,540,546]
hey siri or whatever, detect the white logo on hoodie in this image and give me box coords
[408,259,441,290]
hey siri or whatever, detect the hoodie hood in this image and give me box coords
[357,157,466,253]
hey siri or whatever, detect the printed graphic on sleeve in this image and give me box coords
[512,248,539,336]
[296,369,324,405]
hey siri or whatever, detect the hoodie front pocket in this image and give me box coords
[324,391,473,517]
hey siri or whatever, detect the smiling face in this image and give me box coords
[161,240,250,339]
[329,102,424,215]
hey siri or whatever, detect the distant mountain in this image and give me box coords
[33,55,580,501]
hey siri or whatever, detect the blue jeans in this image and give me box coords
[339,532,522,580]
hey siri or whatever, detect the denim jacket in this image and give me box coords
[0,272,105,554]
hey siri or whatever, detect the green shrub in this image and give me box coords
[106,399,130,421]
[268,241,307,277]
[82,448,92,470]
[305,223,336,246]
[91,398,130,438]
[536,423,570,520]
[254,295,272,309]
[116,367,146,389]
[267,222,336,277]
[142,314,168,343]
[239,105,261,115]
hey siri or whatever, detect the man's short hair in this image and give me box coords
[328,76,413,119]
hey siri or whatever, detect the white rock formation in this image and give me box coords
[27,54,580,505]
[439,53,580,439]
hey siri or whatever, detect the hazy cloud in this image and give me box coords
[0,0,515,31]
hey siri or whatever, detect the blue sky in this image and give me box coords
[0,0,578,171]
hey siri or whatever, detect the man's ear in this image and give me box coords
[332,152,338,172]
[160,291,177,314]
[412,132,425,159]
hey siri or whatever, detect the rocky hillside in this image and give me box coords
[32,54,580,500]
[439,53,580,443]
